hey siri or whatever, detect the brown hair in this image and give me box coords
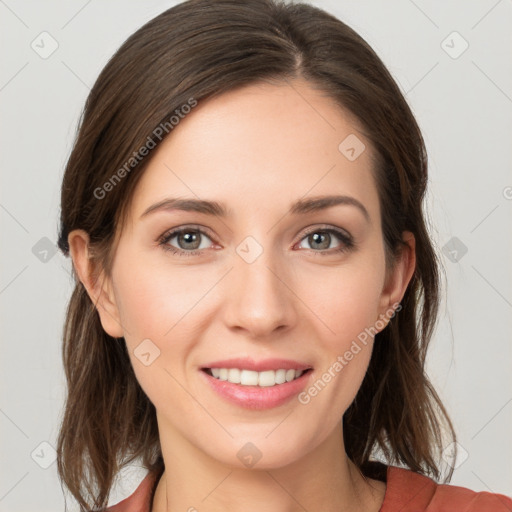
[56,0,456,509]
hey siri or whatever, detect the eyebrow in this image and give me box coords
[140,194,370,223]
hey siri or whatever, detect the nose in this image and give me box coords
[222,242,298,339]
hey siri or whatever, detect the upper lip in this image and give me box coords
[202,358,313,372]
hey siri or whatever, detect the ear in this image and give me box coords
[67,229,124,338]
[377,231,416,325]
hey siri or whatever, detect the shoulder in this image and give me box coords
[381,464,512,512]
[105,471,158,512]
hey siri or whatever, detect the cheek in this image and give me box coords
[113,255,207,340]
[296,259,384,415]
[112,260,199,409]
[304,260,385,345]
[110,250,230,393]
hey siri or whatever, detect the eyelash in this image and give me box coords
[157,224,355,258]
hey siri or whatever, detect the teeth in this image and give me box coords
[275,369,286,384]
[228,368,241,383]
[207,368,306,386]
[240,370,258,386]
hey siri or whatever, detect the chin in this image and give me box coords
[198,432,315,471]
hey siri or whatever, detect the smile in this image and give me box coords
[203,368,310,387]
[200,366,314,410]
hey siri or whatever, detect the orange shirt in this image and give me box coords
[106,464,512,511]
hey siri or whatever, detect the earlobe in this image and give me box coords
[67,229,124,338]
[378,231,416,321]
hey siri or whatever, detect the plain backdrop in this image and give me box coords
[1,0,511,510]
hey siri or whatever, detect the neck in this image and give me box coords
[151,421,385,512]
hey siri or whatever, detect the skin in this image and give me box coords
[69,78,416,512]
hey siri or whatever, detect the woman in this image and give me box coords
[56,0,512,510]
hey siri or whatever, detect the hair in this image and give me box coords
[56,0,457,509]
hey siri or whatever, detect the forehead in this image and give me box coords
[127,79,379,225]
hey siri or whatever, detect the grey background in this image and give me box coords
[1,0,511,510]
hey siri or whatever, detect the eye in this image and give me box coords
[295,226,354,255]
[158,226,215,257]
[158,225,355,257]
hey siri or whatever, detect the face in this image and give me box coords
[71,79,413,469]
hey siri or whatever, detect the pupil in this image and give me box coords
[181,231,200,249]
[311,232,329,249]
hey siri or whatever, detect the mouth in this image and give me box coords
[201,367,313,387]
[199,362,314,410]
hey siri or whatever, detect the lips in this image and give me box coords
[201,357,312,372]
[199,357,314,410]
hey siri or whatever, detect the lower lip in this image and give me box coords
[199,369,312,410]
